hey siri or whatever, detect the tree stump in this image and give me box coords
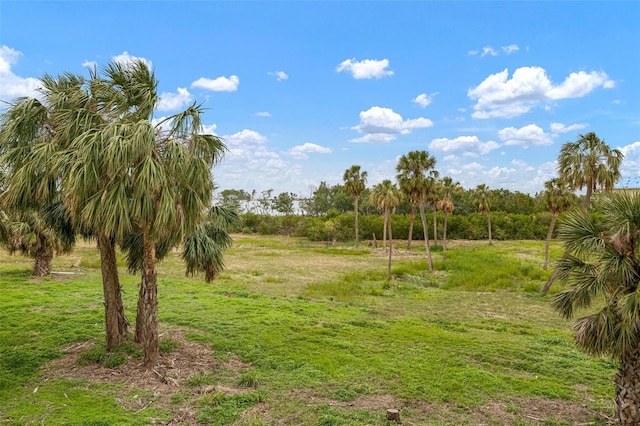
[386,408,401,423]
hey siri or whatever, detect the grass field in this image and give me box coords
[0,235,616,425]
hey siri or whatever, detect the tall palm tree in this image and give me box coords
[473,184,492,245]
[558,132,623,213]
[62,60,226,366]
[436,177,462,262]
[343,165,367,246]
[396,150,437,251]
[0,71,132,350]
[371,180,401,280]
[551,191,640,424]
[541,178,576,270]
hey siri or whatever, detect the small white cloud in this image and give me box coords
[350,106,433,143]
[501,44,520,54]
[619,141,640,185]
[481,46,498,57]
[498,124,554,148]
[157,87,194,111]
[336,58,393,80]
[268,71,288,81]
[0,45,42,101]
[550,122,588,134]
[511,159,535,171]
[603,80,616,89]
[201,123,218,135]
[223,129,267,146]
[468,50,479,56]
[255,111,271,117]
[82,60,97,69]
[192,75,240,92]
[429,135,500,156]
[468,66,614,119]
[413,93,436,108]
[288,142,332,159]
[112,51,152,69]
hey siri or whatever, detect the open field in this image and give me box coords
[0,235,616,425]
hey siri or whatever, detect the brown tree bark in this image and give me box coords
[33,245,53,276]
[135,233,159,367]
[433,208,438,246]
[487,210,493,245]
[615,346,640,425]
[386,209,393,281]
[407,205,415,250]
[419,202,434,272]
[354,196,360,246]
[543,213,558,270]
[442,212,449,263]
[97,234,129,350]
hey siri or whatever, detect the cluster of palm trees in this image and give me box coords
[343,151,493,278]
[0,60,237,366]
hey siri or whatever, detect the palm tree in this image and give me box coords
[551,191,640,424]
[343,165,367,246]
[541,178,576,270]
[371,180,401,280]
[62,60,226,366]
[0,71,132,350]
[396,151,437,251]
[436,177,462,262]
[473,184,492,245]
[558,132,623,213]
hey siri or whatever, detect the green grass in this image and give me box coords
[0,236,615,425]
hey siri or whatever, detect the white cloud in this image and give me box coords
[336,58,393,80]
[468,66,614,119]
[192,75,240,92]
[268,71,288,81]
[350,106,433,143]
[429,135,500,156]
[501,44,520,54]
[82,60,97,69]
[255,111,271,117]
[468,50,479,56]
[201,123,218,135]
[156,87,194,111]
[288,142,332,159]
[604,80,616,89]
[0,45,42,101]
[223,129,267,147]
[550,122,588,134]
[413,93,436,108]
[619,141,640,186]
[481,46,498,57]
[498,124,554,148]
[112,51,152,69]
[511,159,535,171]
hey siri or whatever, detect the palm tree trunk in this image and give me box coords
[354,196,360,246]
[98,234,129,351]
[487,210,493,245]
[386,209,393,281]
[543,213,558,270]
[33,244,53,276]
[615,345,640,425]
[443,212,449,263]
[419,201,434,272]
[407,204,415,250]
[382,212,388,250]
[135,232,159,367]
[433,208,438,245]
[582,179,593,214]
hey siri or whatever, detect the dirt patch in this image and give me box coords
[285,389,611,425]
[41,326,258,425]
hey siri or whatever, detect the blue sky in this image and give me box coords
[1,1,639,197]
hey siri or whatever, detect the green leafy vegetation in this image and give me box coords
[0,236,615,424]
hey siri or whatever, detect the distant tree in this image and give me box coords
[551,191,640,424]
[273,192,295,215]
[558,132,623,213]
[436,177,462,262]
[343,165,367,245]
[308,181,332,216]
[541,178,576,270]
[396,150,437,251]
[256,189,274,215]
[371,180,401,280]
[473,184,492,245]
[219,189,252,212]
